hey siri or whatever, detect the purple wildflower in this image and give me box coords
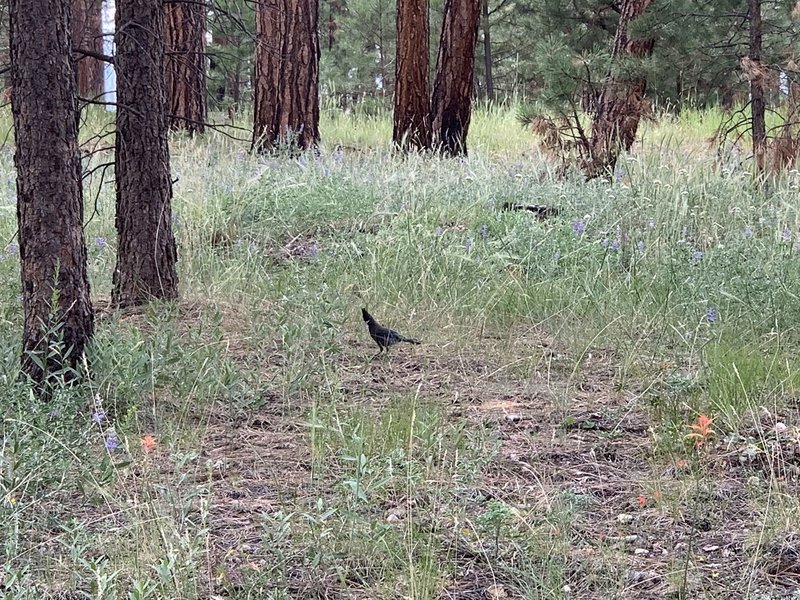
[480,224,489,241]
[647,218,655,230]
[637,241,645,253]
[248,242,258,254]
[95,237,106,248]
[309,244,320,258]
[601,239,610,248]
[553,250,561,262]
[611,239,621,251]
[705,307,718,323]
[692,250,704,261]
[614,167,624,183]
[572,219,586,237]
[6,242,18,254]
[744,226,753,239]
[434,226,443,238]
[105,433,120,451]
[464,238,474,253]
[782,227,792,242]
[92,409,106,424]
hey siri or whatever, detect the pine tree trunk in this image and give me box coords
[749,0,766,173]
[10,0,94,385]
[113,0,179,308]
[392,0,430,151]
[326,0,341,50]
[481,0,493,103]
[429,0,480,157]
[584,0,655,179]
[72,0,104,98]
[164,0,207,135]
[252,0,320,153]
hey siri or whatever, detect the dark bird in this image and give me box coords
[502,202,561,221]
[361,308,420,353]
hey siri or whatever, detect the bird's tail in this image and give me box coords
[401,336,421,345]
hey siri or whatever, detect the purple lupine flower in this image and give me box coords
[92,409,106,424]
[480,224,489,241]
[601,238,610,248]
[705,307,718,323]
[434,226,443,238]
[6,242,18,254]
[610,239,621,251]
[744,226,753,239]
[614,167,624,183]
[782,227,792,242]
[553,250,561,261]
[248,242,258,254]
[572,219,586,237]
[647,218,655,230]
[637,241,645,253]
[95,237,107,248]
[692,250,704,261]
[105,433,120,451]
[464,238,474,253]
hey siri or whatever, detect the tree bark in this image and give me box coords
[10,0,94,385]
[584,0,655,179]
[749,0,766,173]
[392,0,430,151]
[164,0,207,135]
[252,0,320,153]
[72,0,104,98]
[481,0,493,103]
[113,0,179,307]
[429,0,480,157]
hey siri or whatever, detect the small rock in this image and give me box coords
[562,585,571,594]
[634,548,649,556]
[485,584,507,599]
[505,414,524,423]
[775,422,787,434]
[617,513,634,524]
[387,513,401,524]
[702,545,720,552]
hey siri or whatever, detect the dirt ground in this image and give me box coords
[181,317,800,599]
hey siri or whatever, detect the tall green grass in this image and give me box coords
[1,104,800,598]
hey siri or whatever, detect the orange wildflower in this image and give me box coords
[687,414,715,449]
[141,434,158,454]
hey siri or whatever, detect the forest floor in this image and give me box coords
[3,107,800,599]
